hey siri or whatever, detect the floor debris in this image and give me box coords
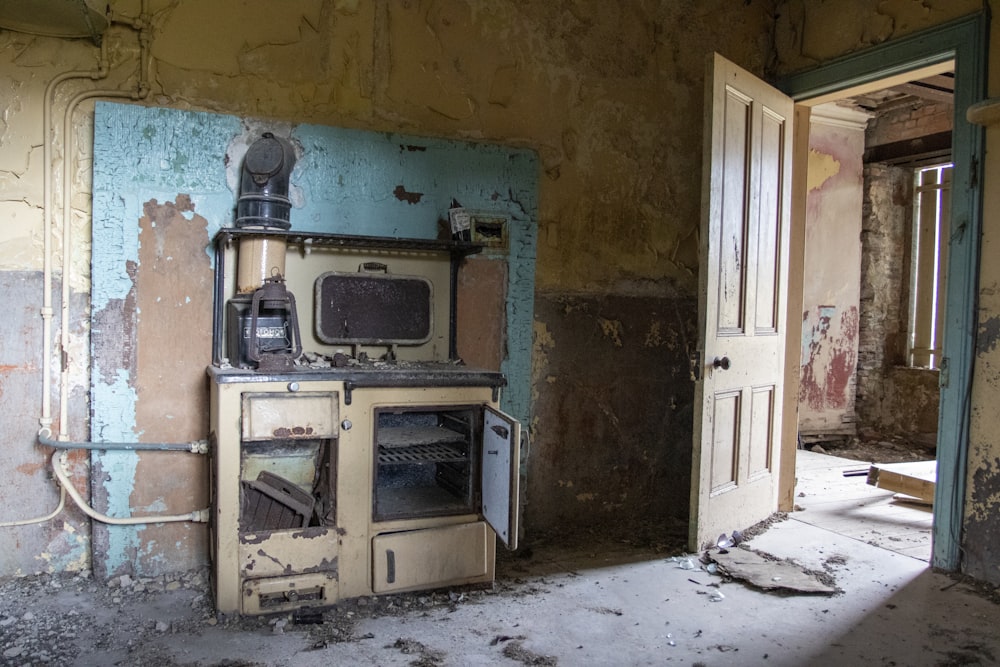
[708,548,838,594]
[867,460,936,504]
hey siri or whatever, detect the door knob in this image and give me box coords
[713,356,731,370]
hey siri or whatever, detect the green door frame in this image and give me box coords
[777,12,988,571]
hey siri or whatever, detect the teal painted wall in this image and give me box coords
[90,101,536,576]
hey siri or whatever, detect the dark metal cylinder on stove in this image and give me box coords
[235,132,296,293]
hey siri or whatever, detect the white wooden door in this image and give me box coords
[689,53,794,551]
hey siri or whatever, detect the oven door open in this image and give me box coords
[482,406,520,550]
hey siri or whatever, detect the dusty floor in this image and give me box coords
[2,452,999,666]
[3,522,1000,666]
[804,434,936,464]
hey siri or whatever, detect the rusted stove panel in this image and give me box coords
[241,392,339,441]
[239,526,339,579]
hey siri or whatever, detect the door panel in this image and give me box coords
[748,386,775,479]
[690,53,793,551]
[710,391,740,494]
[755,108,784,333]
[718,88,752,335]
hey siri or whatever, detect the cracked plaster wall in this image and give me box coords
[0,0,783,574]
[798,114,864,435]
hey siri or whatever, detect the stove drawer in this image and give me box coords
[372,522,488,593]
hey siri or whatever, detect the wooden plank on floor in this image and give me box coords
[867,461,936,504]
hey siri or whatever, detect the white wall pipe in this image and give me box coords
[0,488,66,528]
[10,5,158,530]
[40,56,109,434]
[25,32,116,529]
[52,451,210,525]
[54,7,150,439]
[58,85,143,440]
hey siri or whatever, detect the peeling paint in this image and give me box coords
[977,317,1000,355]
[392,184,423,204]
[533,321,555,349]
[256,549,284,569]
[800,306,858,414]
[643,320,664,347]
[529,293,696,535]
[598,318,624,347]
[301,557,338,574]
[807,148,842,192]
[36,522,90,573]
[89,102,537,578]
[963,455,1000,583]
[15,462,43,476]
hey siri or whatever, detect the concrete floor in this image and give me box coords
[793,449,933,560]
[2,451,998,666]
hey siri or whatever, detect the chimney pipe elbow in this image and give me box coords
[236,132,296,230]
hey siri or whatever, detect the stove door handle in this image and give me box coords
[385,549,396,584]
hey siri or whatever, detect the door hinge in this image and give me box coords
[689,349,703,381]
[939,356,949,388]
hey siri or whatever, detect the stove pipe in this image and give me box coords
[236,132,295,229]
[235,132,296,294]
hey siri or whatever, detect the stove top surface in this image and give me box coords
[208,351,506,388]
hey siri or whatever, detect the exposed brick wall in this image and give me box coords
[855,95,952,445]
[856,164,909,428]
[857,163,940,441]
[866,100,953,147]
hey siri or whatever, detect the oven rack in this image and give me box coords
[378,442,468,465]
[377,425,466,447]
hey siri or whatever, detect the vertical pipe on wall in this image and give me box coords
[40,52,109,435]
[49,9,150,441]
[21,3,148,527]
[58,86,144,440]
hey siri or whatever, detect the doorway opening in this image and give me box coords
[793,70,954,562]
[779,12,986,571]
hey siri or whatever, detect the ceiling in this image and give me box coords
[849,72,955,113]
[848,72,955,166]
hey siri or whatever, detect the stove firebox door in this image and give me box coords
[481,406,520,550]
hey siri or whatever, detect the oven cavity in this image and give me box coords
[374,406,480,522]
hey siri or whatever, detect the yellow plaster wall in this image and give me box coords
[0,0,777,572]
[1,0,778,297]
[4,0,998,580]
[964,11,1000,582]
